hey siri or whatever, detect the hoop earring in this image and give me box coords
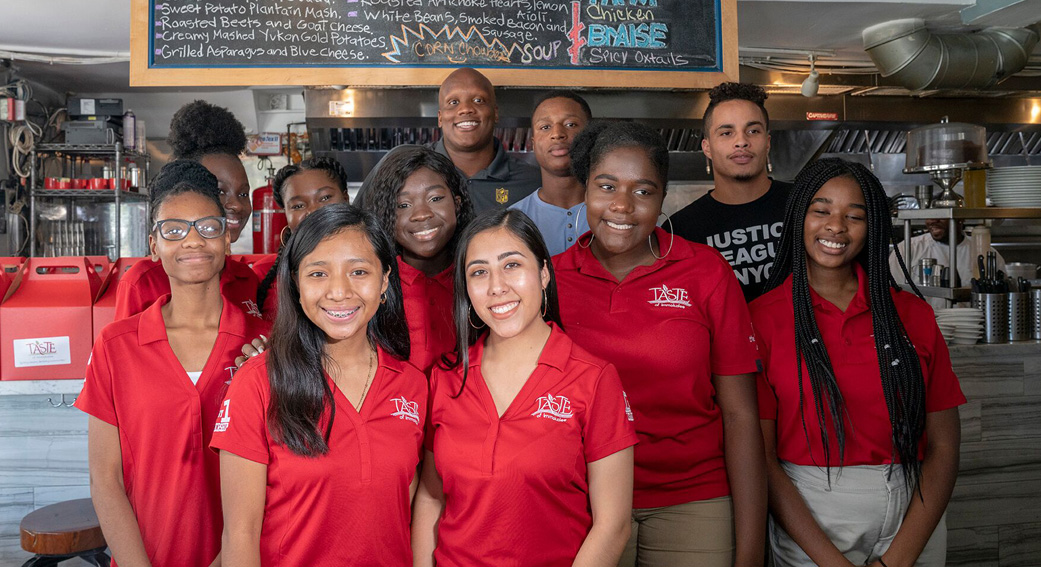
[380,292,387,305]
[541,288,548,319]
[705,158,712,175]
[280,226,291,246]
[577,232,595,249]
[468,306,486,329]
[650,213,675,260]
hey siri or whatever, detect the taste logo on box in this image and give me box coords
[12,336,72,368]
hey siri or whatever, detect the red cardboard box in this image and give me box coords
[0,257,103,380]
[92,257,146,340]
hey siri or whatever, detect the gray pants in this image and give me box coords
[770,462,947,567]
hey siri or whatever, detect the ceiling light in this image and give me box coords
[801,55,820,97]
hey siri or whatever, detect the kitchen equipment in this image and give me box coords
[1008,292,1031,341]
[918,257,938,286]
[972,292,1010,343]
[904,118,990,208]
[1006,262,1039,281]
[985,165,1041,208]
[1031,289,1041,340]
[915,185,934,208]
[962,168,987,208]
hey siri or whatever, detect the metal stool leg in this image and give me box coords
[19,556,60,567]
[91,549,111,567]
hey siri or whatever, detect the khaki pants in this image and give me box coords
[619,496,735,567]
[770,462,947,567]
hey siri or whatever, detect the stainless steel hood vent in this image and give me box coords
[825,129,1041,156]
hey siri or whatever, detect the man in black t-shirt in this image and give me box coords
[671,83,792,302]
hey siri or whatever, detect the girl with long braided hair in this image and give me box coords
[254,157,350,319]
[751,158,964,567]
[362,146,475,372]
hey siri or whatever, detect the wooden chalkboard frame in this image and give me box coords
[130,0,738,89]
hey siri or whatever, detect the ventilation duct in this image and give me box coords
[863,19,1040,91]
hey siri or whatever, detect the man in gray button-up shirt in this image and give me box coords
[356,68,540,213]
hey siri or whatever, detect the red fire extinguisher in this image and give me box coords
[252,168,288,254]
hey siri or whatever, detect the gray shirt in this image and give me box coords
[355,139,540,214]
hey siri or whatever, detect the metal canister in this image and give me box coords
[1008,292,1030,341]
[102,165,113,179]
[972,292,1010,344]
[919,258,938,286]
[128,165,141,189]
[1032,289,1041,340]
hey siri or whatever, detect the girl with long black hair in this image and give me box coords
[254,157,350,318]
[212,204,425,567]
[362,146,475,372]
[554,121,767,567]
[77,164,269,567]
[752,158,964,567]
[412,209,636,567]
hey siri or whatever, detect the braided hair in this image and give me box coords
[168,100,248,160]
[765,157,926,492]
[257,157,351,311]
[362,146,475,260]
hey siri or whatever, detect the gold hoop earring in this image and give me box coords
[380,292,387,305]
[280,226,291,246]
[650,213,675,260]
[541,288,548,319]
[577,232,595,249]
[468,306,486,329]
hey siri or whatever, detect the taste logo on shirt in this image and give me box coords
[648,285,691,309]
[214,400,231,432]
[242,299,262,319]
[391,396,421,425]
[623,391,634,422]
[532,393,574,422]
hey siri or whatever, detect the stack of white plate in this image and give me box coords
[934,307,984,345]
[986,166,1041,208]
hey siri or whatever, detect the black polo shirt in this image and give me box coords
[355,139,540,213]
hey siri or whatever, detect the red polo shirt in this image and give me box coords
[114,257,263,320]
[398,256,456,373]
[427,324,637,566]
[750,263,965,466]
[553,228,760,508]
[210,349,426,567]
[75,295,269,567]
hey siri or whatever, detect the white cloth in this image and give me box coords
[769,462,947,567]
[888,233,1005,311]
[186,371,203,385]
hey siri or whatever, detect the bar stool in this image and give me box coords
[19,498,110,567]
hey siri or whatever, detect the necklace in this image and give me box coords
[354,348,376,411]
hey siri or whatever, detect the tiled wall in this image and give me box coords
[0,342,1037,566]
[0,395,90,567]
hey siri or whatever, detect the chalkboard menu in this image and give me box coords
[131,0,738,87]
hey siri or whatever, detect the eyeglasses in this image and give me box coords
[152,217,227,241]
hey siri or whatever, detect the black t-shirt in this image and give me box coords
[669,179,793,302]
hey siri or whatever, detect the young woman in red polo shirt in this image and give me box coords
[362,147,476,372]
[413,209,637,567]
[751,159,964,567]
[254,157,351,318]
[554,121,767,567]
[212,204,425,567]
[77,170,270,567]
[116,101,259,319]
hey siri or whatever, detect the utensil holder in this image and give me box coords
[1008,292,1030,342]
[971,293,1009,344]
[1032,289,1041,340]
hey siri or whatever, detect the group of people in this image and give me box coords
[74,69,966,567]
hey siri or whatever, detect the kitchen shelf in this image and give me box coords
[29,142,150,259]
[898,284,972,302]
[34,143,149,158]
[896,207,1041,221]
[31,189,148,200]
[895,207,1041,307]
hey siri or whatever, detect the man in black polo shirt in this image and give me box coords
[356,67,539,212]
[670,82,793,302]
